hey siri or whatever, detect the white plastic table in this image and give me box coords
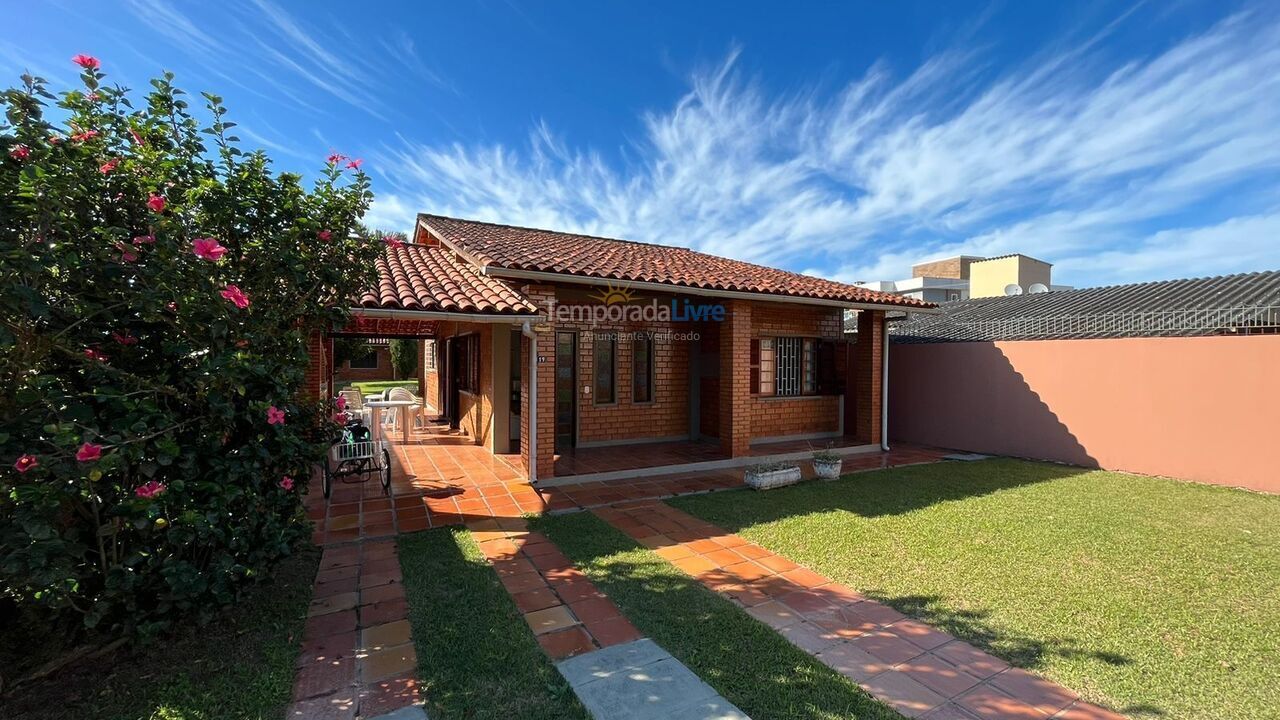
[365,399,418,444]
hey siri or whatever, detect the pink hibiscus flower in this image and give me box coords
[132,234,156,246]
[130,129,145,146]
[99,158,120,174]
[84,347,109,362]
[279,476,295,491]
[220,284,250,309]
[266,406,286,425]
[192,238,227,261]
[147,194,166,213]
[71,130,99,142]
[327,152,346,165]
[9,145,30,161]
[384,235,405,250]
[76,443,103,462]
[135,481,167,499]
[72,54,101,70]
[112,241,139,263]
[14,454,38,473]
[317,229,332,241]
[346,158,363,170]
[335,395,347,411]
[112,331,138,345]
[332,411,349,424]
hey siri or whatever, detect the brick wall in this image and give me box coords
[748,302,845,441]
[303,331,327,399]
[560,314,692,446]
[422,340,439,412]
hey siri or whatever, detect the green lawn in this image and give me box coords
[534,512,899,720]
[670,458,1280,720]
[0,548,318,720]
[346,379,419,395]
[397,527,589,720]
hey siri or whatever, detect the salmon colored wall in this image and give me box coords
[889,335,1280,493]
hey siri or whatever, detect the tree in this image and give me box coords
[389,339,417,380]
[0,56,384,638]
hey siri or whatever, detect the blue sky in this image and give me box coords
[8,1,1280,288]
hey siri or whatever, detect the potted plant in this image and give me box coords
[812,448,843,480]
[744,461,803,490]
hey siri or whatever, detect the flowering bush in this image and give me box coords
[0,58,381,637]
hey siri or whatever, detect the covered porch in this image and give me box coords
[306,420,948,544]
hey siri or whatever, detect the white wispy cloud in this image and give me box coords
[370,10,1280,287]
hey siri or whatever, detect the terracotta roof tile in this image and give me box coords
[420,214,933,309]
[360,242,538,315]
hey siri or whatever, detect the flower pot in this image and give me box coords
[745,465,802,490]
[812,458,843,480]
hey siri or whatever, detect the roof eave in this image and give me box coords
[481,266,941,314]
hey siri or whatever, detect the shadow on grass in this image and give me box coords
[396,527,589,720]
[677,458,1090,525]
[877,593,1131,670]
[534,512,901,720]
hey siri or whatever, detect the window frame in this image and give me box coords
[347,347,379,370]
[456,333,481,394]
[755,336,823,397]
[593,333,617,405]
[631,332,655,404]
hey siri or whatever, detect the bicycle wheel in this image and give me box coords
[322,458,333,499]
[380,448,392,495]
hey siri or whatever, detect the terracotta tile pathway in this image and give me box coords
[294,423,948,716]
[287,539,422,719]
[596,501,1126,720]
[467,516,643,660]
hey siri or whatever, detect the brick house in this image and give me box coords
[307,214,933,484]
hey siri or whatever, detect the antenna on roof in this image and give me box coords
[1004,283,1024,296]
[1028,283,1049,294]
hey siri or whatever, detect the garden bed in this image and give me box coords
[0,548,318,720]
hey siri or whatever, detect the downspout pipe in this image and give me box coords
[521,321,538,484]
[881,314,891,452]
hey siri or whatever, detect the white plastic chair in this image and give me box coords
[385,386,425,434]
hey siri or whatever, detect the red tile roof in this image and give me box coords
[359,242,538,314]
[419,214,933,308]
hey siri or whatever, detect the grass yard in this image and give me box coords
[534,511,899,720]
[397,527,589,720]
[346,379,418,395]
[670,458,1280,720]
[0,548,318,720]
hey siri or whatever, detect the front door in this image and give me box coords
[554,332,577,452]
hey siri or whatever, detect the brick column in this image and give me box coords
[853,310,884,444]
[520,285,557,481]
[304,331,327,400]
[718,299,752,457]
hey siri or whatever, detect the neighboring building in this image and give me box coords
[968,254,1053,299]
[857,252,1070,303]
[333,338,395,385]
[307,213,934,484]
[892,269,1280,343]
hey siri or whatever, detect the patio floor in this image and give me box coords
[553,434,881,478]
[305,423,948,546]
